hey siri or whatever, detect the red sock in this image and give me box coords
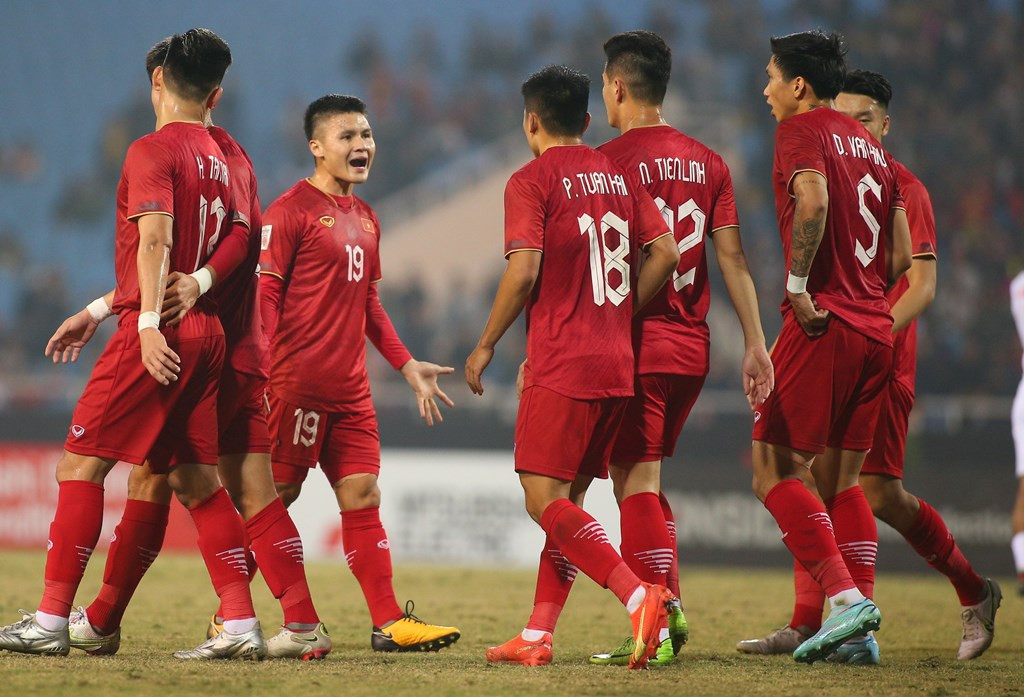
[189,488,255,621]
[903,499,985,605]
[525,535,577,633]
[763,480,854,598]
[342,506,402,627]
[826,486,877,599]
[539,498,640,607]
[247,498,319,627]
[39,480,104,617]
[86,499,169,633]
[658,491,681,598]
[620,492,672,587]
[216,526,257,621]
[790,557,825,632]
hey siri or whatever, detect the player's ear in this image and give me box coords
[881,114,891,138]
[309,138,323,159]
[582,112,591,135]
[206,86,224,111]
[525,112,540,136]
[615,77,626,103]
[792,76,806,101]
[151,66,164,90]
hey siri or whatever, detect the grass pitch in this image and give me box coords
[0,550,1020,697]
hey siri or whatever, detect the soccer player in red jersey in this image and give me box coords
[43,38,328,660]
[259,94,459,652]
[0,29,265,659]
[466,65,680,669]
[739,69,1000,662]
[748,31,914,664]
[579,30,773,667]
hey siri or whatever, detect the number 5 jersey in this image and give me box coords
[772,108,904,345]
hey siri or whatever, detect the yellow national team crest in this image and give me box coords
[361,217,376,234]
[320,216,335,227]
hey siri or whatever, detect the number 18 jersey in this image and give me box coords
[773,108,904,345]
[599,125,739,376]
[503,145,670,400]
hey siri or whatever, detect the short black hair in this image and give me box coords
[521,65,590,138]
[161,28,232,103]
[769,30,847,100]
[145,36,172,79]
[842,69,893,109]
[303,94,368,141]
[603,30,672,105]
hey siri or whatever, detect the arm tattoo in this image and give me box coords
[790,214,825,278]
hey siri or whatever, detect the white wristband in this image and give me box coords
[85,296,112,323]
[138,311,160,333]
[189,267,214,296]
[786,272,808,295]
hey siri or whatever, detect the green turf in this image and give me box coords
[0,550,1020,696]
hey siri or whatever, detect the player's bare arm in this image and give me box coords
[136,213,181,385]
[713,226,774,407]
[787,171,830,337]
[890,255,936,333]
[633,233,679,311]
[45,289,116,364]
[887,206,912,286]
[465,250,541,395]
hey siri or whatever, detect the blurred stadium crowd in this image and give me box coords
[0,0,1021,413]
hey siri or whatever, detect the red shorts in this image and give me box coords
[267,393,380,485]
[514,385,628,481]
[611,374,705,463]
[860,378,914,478]
[218,368,271,456]
[752,317,892,454]
[65,312,224,472]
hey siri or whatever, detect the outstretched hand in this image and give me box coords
[401,359,455,426]
[45,308,100,364]
[741,344,774,409]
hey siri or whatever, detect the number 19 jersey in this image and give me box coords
[773,108,904,345]
[599,125,739,376]
[259,180,382,412]
[503,145,670,400]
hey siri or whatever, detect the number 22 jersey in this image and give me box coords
[503,144,670,400]
[259,179,382,412]
[599,125,739,377]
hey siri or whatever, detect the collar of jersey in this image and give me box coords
[303,178,355,210]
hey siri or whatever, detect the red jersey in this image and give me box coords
[504,145,670,399]
[208,126,269,379]
[773,109,904,345]
[889,161,937,392]
[599,125,739,376]
[112,122,233,327]
[260,180,381,411]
